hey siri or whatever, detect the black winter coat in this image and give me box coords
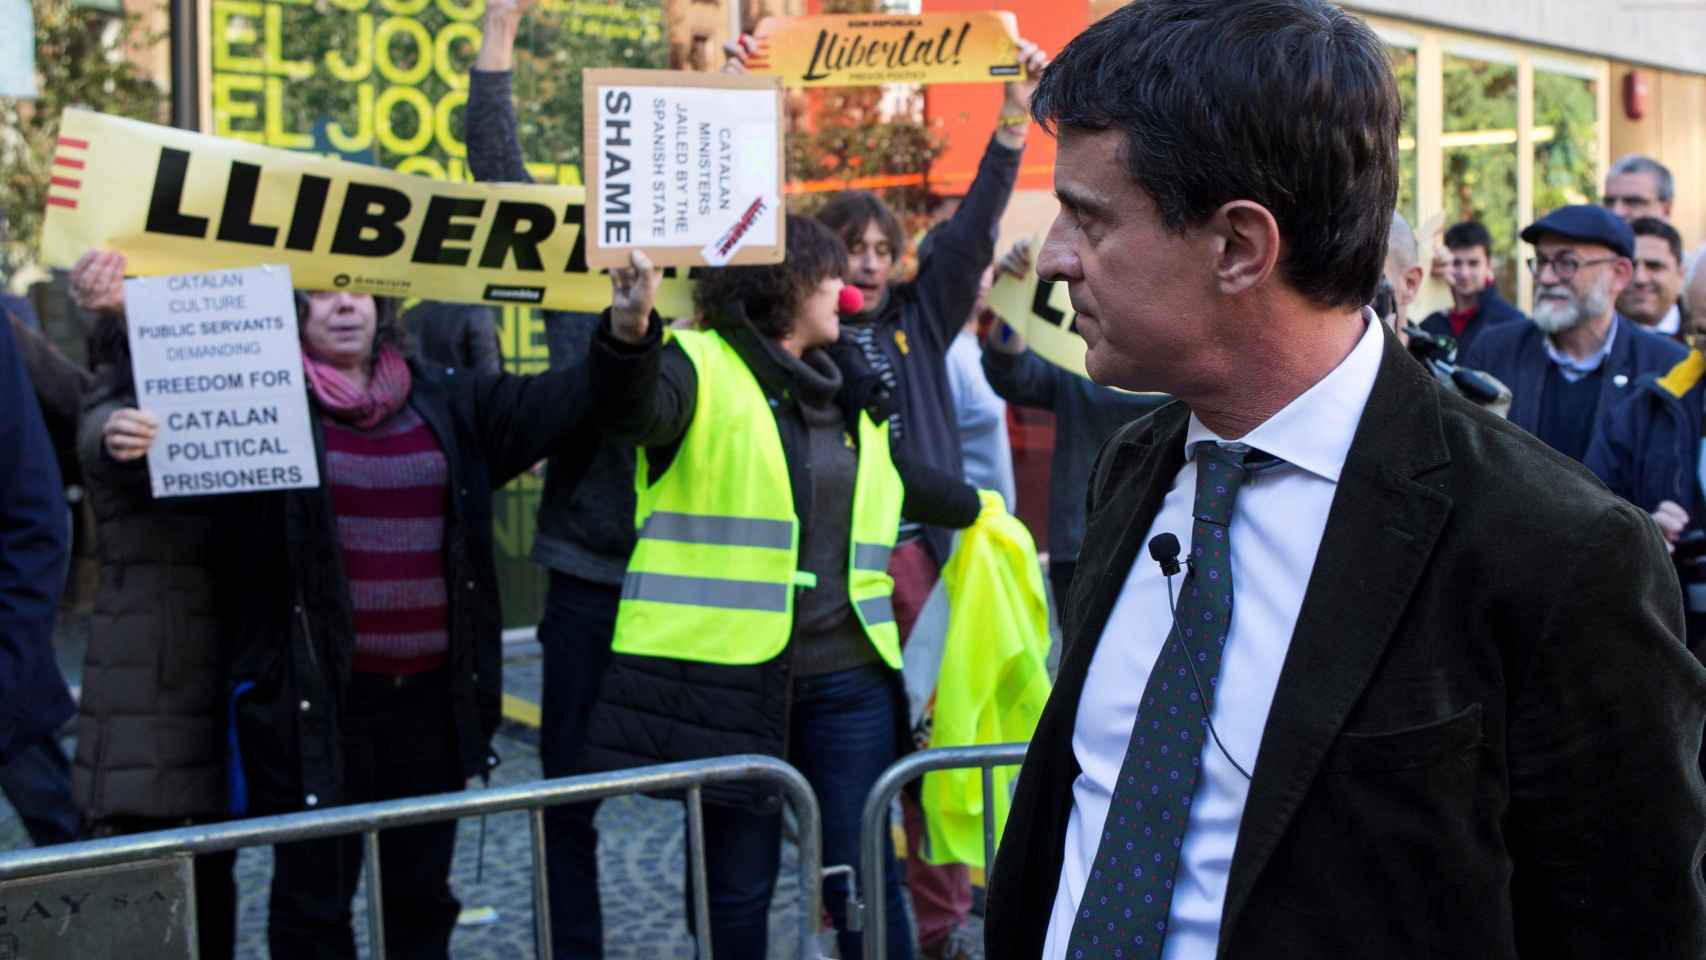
[227,357,588,815]
[74,376,227,822]
[576,308,980,808]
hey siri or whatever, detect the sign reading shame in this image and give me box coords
[583,69,785,269]
[124,264,320,498]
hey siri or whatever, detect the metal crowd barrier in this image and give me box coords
[0,754,821,960]
[853,743,1029,960]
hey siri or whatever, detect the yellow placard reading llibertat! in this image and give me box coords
[41,108,694,317]
[749,11,1023,87]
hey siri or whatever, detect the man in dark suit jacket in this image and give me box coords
[989,3,1706,958]
[1461,205,1686,464]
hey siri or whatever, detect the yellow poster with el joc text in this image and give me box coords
[41,109,693,315]
[749,11,1023,87]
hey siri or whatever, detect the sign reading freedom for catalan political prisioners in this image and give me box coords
[40,108,695,316]
[749,11,1022,87]
[582,69,786,269]
[123,264,319,498]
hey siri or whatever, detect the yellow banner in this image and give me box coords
[749,11,1023,87]
[41,108,692,315]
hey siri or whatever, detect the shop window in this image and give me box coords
[1443,52,1520,304]
[1388,44,1419,226]
[1534,69,1600,215]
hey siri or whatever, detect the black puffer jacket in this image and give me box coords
[578,308,980,808]
[227,358,588,815]
[72,374,228,823]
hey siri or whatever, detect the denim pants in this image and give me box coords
[536,572,621,959]
[687,662,915,959]
[0,731,79,846]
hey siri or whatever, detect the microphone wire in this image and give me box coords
[1163,570,1254,781]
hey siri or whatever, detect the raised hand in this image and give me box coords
[609,250,662,345]
[1002,39,1050,118]
[721,34,759,75]
[70,249,127,315]
[476,0,535,71]
[995,238,1035,280]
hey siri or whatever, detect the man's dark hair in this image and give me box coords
[1443,221,1493,258]
[1630,216,1684,267]
[815,190,907,261]
[1029,0,1400,309]
[696,215,848,339]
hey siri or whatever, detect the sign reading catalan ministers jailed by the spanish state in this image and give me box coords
[123,264,319,498]
[582,69,786,269]
[41,109,696,315]
[749,11,1022,87]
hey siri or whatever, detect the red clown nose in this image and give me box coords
[838,285,865,314]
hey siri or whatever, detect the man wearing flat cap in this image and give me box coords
[1462,205,1687,463]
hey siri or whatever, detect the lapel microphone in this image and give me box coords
[1149,532,1254,781]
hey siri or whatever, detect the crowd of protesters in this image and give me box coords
[3,0,1706,958]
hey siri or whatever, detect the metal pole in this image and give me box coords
[530,808,553,960]
[686,785,713,960]
[363,830,387,959]
[980,765,997,885]
[860,745,1029,960]
[168,0,199,130]
[792,785,823,958]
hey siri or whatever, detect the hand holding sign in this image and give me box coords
[71,249,128,315]
[1004,39,1049,114]
[103,408,159,462]
[609,250,662,345]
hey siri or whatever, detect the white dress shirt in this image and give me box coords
[1042,312,1383,959]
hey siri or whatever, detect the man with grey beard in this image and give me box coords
[1461,205,1685,463]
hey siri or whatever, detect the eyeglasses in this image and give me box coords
[1526,255,1620,282]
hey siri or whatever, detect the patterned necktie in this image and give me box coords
[1066,441,1265,958]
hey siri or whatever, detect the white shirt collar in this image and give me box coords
[1183,308,1382,484]
[1656,303,1683,336]
[1543,314,1619,380]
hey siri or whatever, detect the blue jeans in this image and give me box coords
[537,572,620,959]
[687,663,915,959]
[0,730,78,846]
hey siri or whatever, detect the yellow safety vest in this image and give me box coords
[613,328,904,668]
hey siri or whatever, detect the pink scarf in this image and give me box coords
[303,344,413,430]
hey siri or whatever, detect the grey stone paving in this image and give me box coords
[1,634,988,959]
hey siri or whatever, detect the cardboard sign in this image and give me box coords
[123,264,320,497]
[40,108,696,317]
[582,69,786,269]
[749,11,1023,87]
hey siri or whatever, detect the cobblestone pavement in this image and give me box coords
[1,634,988,959]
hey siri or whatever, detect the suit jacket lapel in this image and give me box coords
[1218,329,1455,947]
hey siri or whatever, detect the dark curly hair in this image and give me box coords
[694,215,849,339]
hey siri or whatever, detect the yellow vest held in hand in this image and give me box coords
[613,328,905,667]
[922,496,1053,867]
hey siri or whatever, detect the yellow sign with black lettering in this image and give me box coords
[41,109,693,315]
[749,11,1023,87]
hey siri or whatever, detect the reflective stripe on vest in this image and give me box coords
[613,329,904,668]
